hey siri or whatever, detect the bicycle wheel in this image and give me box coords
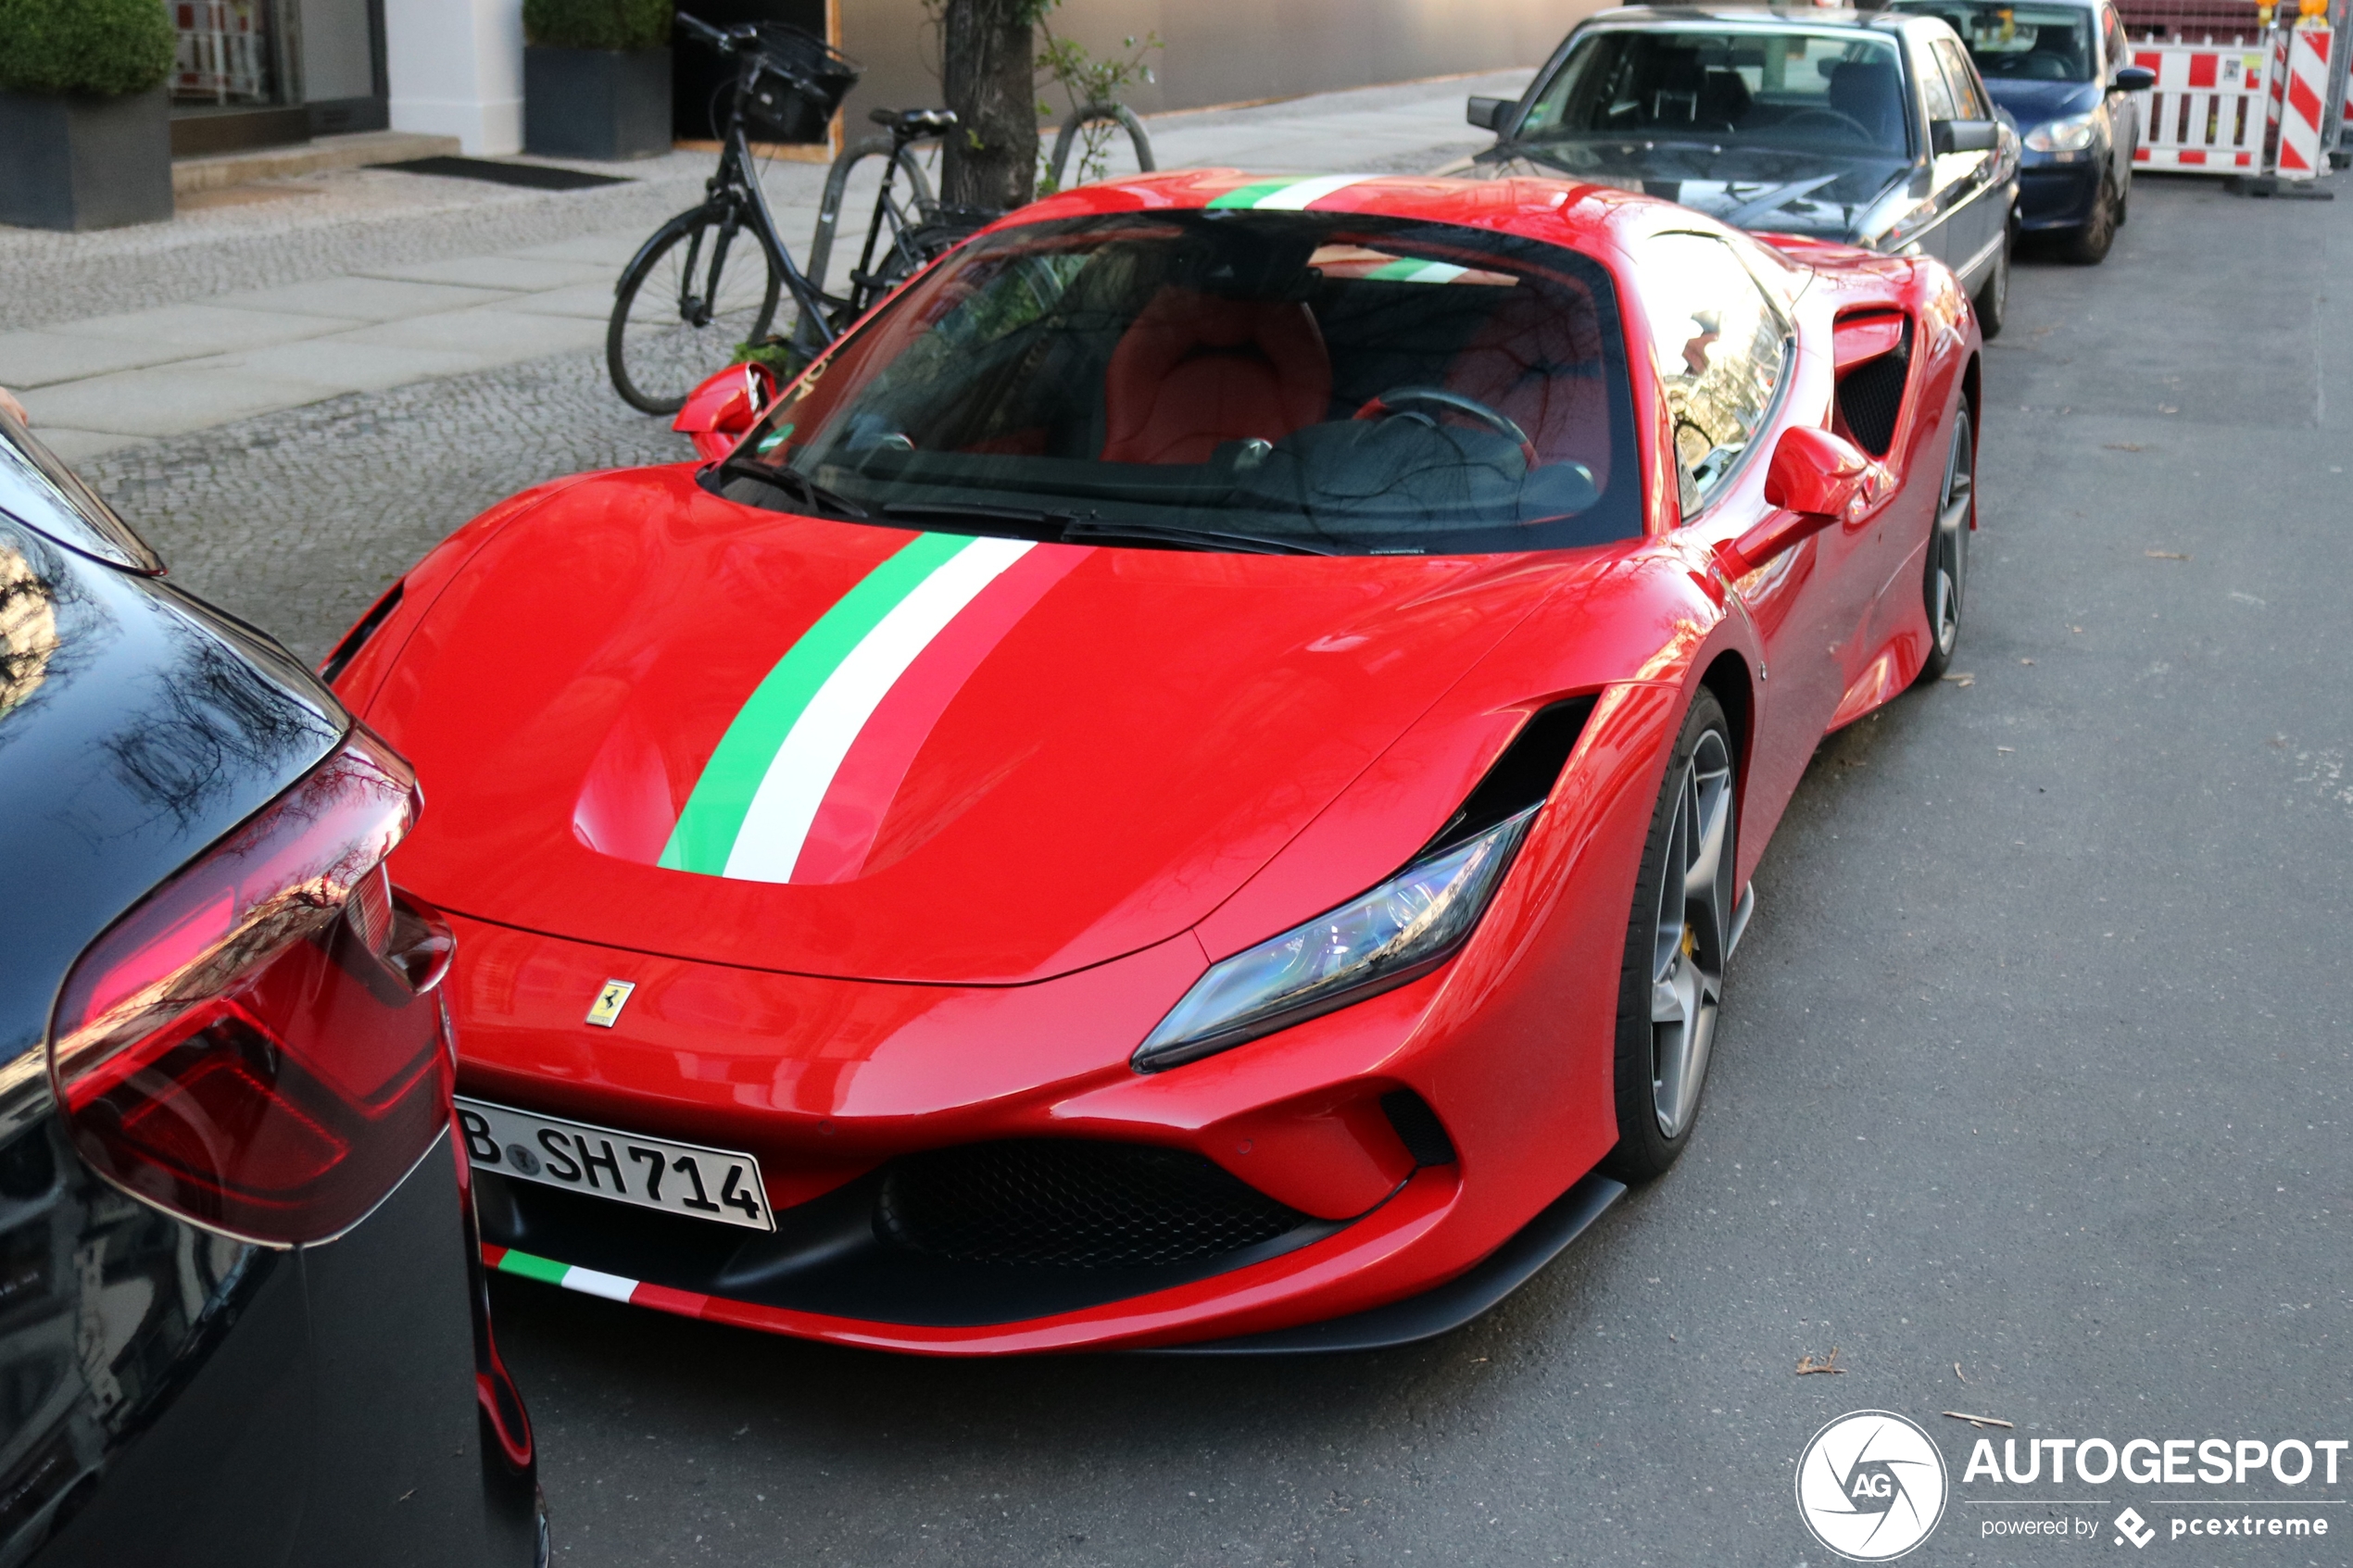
[608,209,783,415]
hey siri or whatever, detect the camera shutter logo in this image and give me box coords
[1795,1411,1949,1561]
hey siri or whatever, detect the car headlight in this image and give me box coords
[2024,112,2097,152]
[1132,805,1541,1073]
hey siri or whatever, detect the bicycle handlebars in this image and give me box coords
[674,12,754,52]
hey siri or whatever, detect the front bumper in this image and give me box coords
[444,832,1631,1353]
[2018,157,2103,231]
[444,681,1676,1352]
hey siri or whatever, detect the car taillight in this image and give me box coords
[47,732,456,1246]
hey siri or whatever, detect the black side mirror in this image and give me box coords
[1931,118,2000,154]
[2112,65,2157,92]
[1466,95,1513,133]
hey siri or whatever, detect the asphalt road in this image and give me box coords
[98,173,2353,1566]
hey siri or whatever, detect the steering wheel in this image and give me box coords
[1353,386,1538,470]
[1776,107,1881,144]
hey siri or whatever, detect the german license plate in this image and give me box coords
[455,1097,774,1233]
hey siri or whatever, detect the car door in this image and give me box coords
[1629,231,1864,823]
[1906,31,1972,274]
[2100,3,2139,190]
[1929,34,2009,287]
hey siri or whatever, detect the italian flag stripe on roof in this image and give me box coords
[1206,175,1370,210]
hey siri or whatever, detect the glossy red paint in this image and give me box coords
[373,489,1557,985]
[1831,310,1907,371]
[347,169,1981,1352]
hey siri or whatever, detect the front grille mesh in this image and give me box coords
[876,1140,1309,1269]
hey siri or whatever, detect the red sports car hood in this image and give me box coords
[378,468,1561,985]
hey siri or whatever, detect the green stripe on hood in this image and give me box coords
[660,531,972,874]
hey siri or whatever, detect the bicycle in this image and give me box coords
[605,15,858,415]
[609,17,1154,415]
[807,102,1156,324]
[806,107,995,330]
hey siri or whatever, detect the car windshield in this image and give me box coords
[1517,29,1914,157]
[726,211,1642,557]
[1889,1,2095,82]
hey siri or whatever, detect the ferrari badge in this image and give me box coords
[585,979,635,1028]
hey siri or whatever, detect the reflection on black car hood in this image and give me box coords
[1981,78,2101,127]
[0,515,341,1114]
[1472,142,1909,241]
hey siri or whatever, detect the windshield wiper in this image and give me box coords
[1723,174,1844,227]
[878,503,1332,556]
[880,500,1074,535]
[714,458,868,519]
[1511,132,1690,148]
[1059,517,1335,556]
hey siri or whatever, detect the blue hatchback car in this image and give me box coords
[1888,0,2154,262]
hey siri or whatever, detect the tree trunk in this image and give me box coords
[939,0,1037,212]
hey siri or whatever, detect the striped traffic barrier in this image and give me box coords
[2133,39,2281,168]
[2278,21,2334,174]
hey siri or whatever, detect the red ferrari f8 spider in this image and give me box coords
[330,169,1980,1354]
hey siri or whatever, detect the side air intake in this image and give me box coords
[1420,695,1598,858]
[1833,313,1913,458]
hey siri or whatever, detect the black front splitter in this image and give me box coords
[1147,1170,1627,1356]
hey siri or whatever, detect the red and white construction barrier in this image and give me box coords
[2132,41,2281,169]
[2276,23,2334,176]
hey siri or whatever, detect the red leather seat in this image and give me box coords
[1101,286,1332,465]
[1443,283,1614,491]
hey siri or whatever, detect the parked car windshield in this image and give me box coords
[727,210,1643,556]
[1517,29,1915,157]
[1887,1,2095,82]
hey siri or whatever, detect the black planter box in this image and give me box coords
[0,86,171,232]
[524,46,673,161]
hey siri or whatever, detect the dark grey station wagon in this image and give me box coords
[1459,5,2021,335]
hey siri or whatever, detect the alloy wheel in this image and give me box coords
[1648,727,1734,1139]
[1931,411,1973,658]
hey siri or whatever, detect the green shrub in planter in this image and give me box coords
[0,0,177,97]
[0,0,174,230]
[522,0,674,52]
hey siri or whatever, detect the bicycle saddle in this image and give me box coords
[869,107,958,136]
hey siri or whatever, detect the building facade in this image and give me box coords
[225,0,1599,158]
[837,0,1592,132]
[169,0,390,155]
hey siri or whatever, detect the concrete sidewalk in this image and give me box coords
[5,69,1529,463]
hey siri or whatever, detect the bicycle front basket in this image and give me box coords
[745,24,861,144]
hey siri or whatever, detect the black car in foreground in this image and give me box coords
[1460,5,2020,334]
[1887,0,2152,262]
[0,408,545,1567]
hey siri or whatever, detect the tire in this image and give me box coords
[2063,173,2118,265]
[608,210,783,416]
[1915,407,1974,685]
[1603,688,1738,1183]
[1972,223,2010,340]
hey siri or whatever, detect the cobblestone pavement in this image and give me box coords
[0,154,736,332]
[82,350,691,663]
[6,70,1529,335]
